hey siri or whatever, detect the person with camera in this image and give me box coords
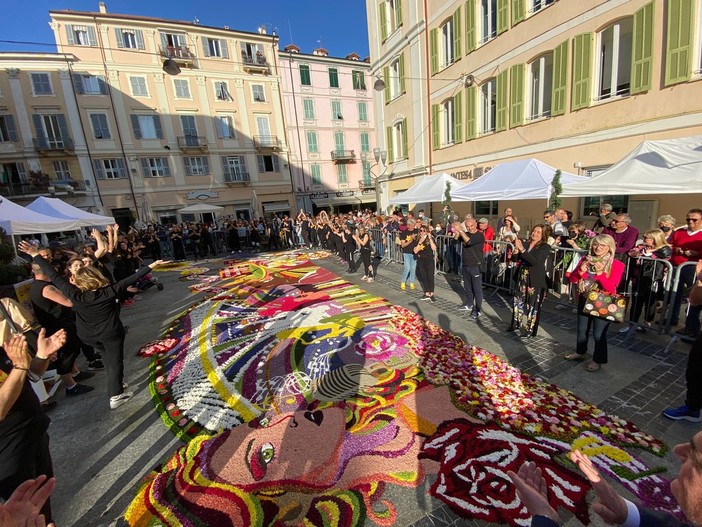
[353,225,373,282]
[414,223,437,302]
[453,218,485,318]
[399,219,418,290]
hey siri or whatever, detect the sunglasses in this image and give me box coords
[686,218,700,223]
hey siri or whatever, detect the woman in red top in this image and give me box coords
[565,234,625,371]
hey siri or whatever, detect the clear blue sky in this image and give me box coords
[0,1,370,58]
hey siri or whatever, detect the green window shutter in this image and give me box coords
[386,126,394,163]
[383,66,390,103]
[509,63,525,127]
[665,0,694,86]
[431,104,440,150]
[631,2,654,94]
[453,92,463,143]
[430,28,439,75]
[453,7,462,60]
[511,0,525,26]
[466,86,477,139]
[399,53,406,94]
[571,33,592,111]
[551,39,569,116]
[380,3,388,41]
[465,0,476,54]
[401,119,408,159]
[497,0,509,35]
[395,0,403,27]
[496,70,508,131]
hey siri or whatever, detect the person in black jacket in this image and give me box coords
[509,225,553,338]
[453,218,485,318]
[19,240,168,410]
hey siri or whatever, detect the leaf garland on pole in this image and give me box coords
[549,169,562,209]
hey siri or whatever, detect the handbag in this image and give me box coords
[581,287,628,323]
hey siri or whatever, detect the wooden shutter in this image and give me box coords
[65,25,75,45]
[56,114,70,143]
[497,0,509,35]
[183,157,192,176]
[32,115,45,139]
[453,92,463,143]
[496,71,508,131]
[202,36,210,57]
[430,28,439,75]
[399,53,406,94]
[97,76,108,95]
[140,158,151,177]
[116,158,127,178]
[571,33,592,111]
[136,30,145,49]
[153,115,164,139]
[221,39,229,59]
[386,126,394,162]
[395,0,403,27]
[4,115,17,141]
[380,3,388,41]
[665,0,693,86]
[130,114,142,139]
[87,26,97,46]
[115,28,124,48]
[72,74,84,94]
[257,155,265,173]
[431,104,440,150]
[509,64,525,127]
[511,0,525,26]
[453,7,462,60]
[466,86,477,140]
[162,158,171,177]
[465,0,476,54]
[90,114,102,138]
[383,66,390,103]
[401,119,408,159]
[551,39,569,116]
[92,159,105,180]
[272,156,280,172]
[631,2,654,94]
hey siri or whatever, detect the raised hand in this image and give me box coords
[5,334,31,369]
[149,260,172,269]
[569,450,627,524]
[17,240,39,257]
[0,475,55,527]
[37,328,66,361]
[507,461,559,522]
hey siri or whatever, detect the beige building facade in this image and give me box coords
[1,5,296,225]
[367,0,702,227]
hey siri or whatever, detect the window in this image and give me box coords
[180,115,198,144]
[32,114,70,149]
[299,64,311,86]
[130,114,163,140]
[597,19,633,100]
[222,155,248,181]
[183,156,210,176]
[331,100,343,120]
[386,119,407,161]
[530,0,555,13]
[310,164,322,185]
[333,131,346,154]
[1,163,27,188]
[66,24,96,46]
[529,53,553,119]
[204,37,229,58]
[93,158,127,180]
[442,99,455,146]
[336,164,348,184]
[480,78,497,134]
[360,132,370,153]
[440,17,455,68]
[362,161,372,185]
[480,0,497,44]
[215,114,236,139]
[174,79,191,99]
[90,113,111,139]
[582,195,629,216]
[474,201,499,216]
[352,70,366,90]
[214,81,233,101]
[666,0,696,85]
[306,131,319,153]
[240,43,265,64]
[73,74,107,95]
[0,115,18,142]
[303,98,315,119]
[358,101,368,121]
[129,76,149,97]
[52,160,71,181]
[31,73,52,95]
[379,0,403,41]
[385,56,405,101]
[257,155,280,173]
[140,157,171,178]
[159,32,189,56]
[252,84,265,102]
[115,28,144,49]
[328,68,340,88]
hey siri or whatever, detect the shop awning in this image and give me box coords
[262,201,291,212]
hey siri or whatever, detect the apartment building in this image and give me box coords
[279,45,377,213]
[8,3,293,225]
[367,0,702,225]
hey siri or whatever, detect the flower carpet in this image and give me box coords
[126,252,682,527]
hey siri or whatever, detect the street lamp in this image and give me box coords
[368,147,387,214]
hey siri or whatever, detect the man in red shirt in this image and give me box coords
[670,208,702,337]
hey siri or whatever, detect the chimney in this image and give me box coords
[98,2,107,13]
[313,47,328,57]
[258,26,267,34]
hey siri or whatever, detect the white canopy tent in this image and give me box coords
[177,203,224,214]
[561,135,702,197]
[451,158,586,202]
[388,172,466,205]
[0,195,81,235]
[27,197,115,227]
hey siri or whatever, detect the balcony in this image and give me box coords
[359,180,375,190]
[241,53,270,74]
[0,178,86,197]
[331,149,356,163]
[177,136,208,151]
[159,45,196,65]
[33,137,75,154]
[254,135,281,150]
[223,171,250,185]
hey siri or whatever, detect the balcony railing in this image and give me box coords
[359,180,375,190]
[177,136,208,150]
[241,53,270,73]
[223,171,250,184]
[33,137,75,153]
[331,149,356,162]
[0,178,86,197]
[254,135,281,150]
[159,46,195,61]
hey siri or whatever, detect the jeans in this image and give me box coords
[671,264,696,325]
[461,265,483,311]
[402,253,417,285]
[576,298,611,363]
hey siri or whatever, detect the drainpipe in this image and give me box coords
[424,0,433,175]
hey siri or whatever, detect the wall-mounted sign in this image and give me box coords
[450,170,473,180]
[336,190,355,197]
[361,189,375,195]
[310,191,329,199]
[185,190,220,200]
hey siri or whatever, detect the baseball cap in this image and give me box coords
[478,218,488,224]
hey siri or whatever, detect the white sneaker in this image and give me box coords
[110,391,134,409]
